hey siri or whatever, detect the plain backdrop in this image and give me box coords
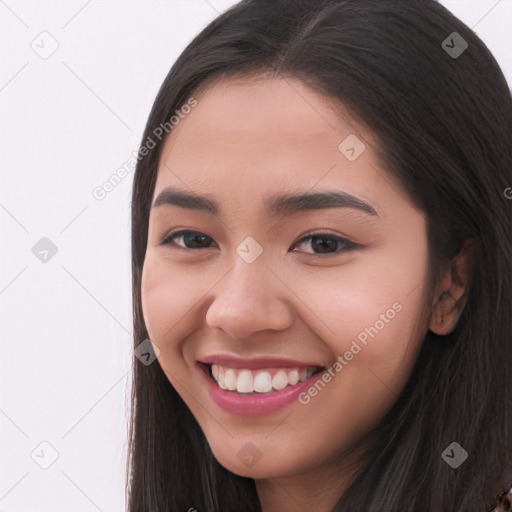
[1,1,511,510]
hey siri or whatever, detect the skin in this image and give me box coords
[140,76,473,512]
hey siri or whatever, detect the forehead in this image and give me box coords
[153,76,414,219]
[164,76,368,154]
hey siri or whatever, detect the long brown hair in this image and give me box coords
[127,1,512,510]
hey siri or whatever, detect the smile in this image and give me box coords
[209,364,321,394]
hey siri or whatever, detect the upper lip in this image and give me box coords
[198,354,325,370]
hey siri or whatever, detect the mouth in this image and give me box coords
[199,363,325,395]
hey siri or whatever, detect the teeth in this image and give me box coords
[217,367,225,389]
[288,369,299,386]
[236,370,253,393]
[272,370,288,391]
[253,371,273,393]
[224,369,237,391]
[210,364,319,394]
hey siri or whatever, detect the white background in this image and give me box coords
[1,1,510,510]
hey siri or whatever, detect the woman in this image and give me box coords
[126,1,512,510]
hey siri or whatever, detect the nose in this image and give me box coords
[205,256,294,341]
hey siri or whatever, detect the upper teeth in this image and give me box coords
[210,364,317,394]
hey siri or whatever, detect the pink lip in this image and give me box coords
[197,363,324,416]
[200,354,323,370]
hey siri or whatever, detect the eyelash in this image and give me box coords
[160,230,360,256]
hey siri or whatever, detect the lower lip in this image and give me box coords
[199,364,322,416]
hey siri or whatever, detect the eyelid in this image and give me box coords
[161,229,216,250]
[293,231,360,254]
[160,229,360,255]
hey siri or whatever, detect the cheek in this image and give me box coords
[140,254,188,352]
[293,243,430,374]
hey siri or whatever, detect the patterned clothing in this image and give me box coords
[491,487,512,511]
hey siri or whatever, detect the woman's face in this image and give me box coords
[141,76,433,482]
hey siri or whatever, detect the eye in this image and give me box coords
[161,230,359,255]
[292,232,359,255]
[161,230,216,250]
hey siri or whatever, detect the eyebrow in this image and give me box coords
[152,186,379,217]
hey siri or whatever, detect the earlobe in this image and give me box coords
[429,292,461,335]
[428,238,476,336]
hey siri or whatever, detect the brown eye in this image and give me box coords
[293,233,359,255]
[162,230,215,250]
[161,230,359,256]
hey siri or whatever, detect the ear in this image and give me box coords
[428,238,477,336]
